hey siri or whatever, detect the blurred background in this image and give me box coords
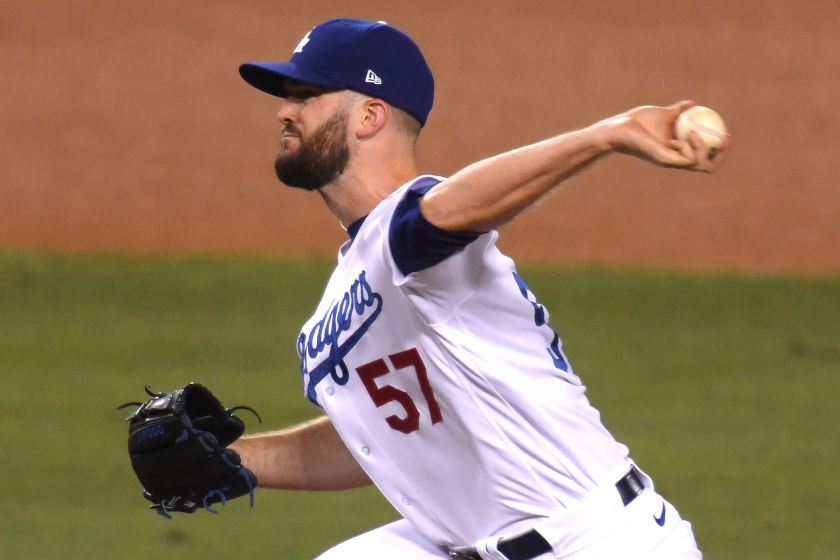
[3,0,839,272]
[1,1,838,559]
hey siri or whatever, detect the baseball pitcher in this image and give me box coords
[229,18,728,560]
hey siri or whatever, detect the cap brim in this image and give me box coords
[239,62,346,97]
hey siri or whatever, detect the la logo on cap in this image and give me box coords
[365,70,382,85]
[294,30,312,53]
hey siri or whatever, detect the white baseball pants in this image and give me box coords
[314,488,702,560]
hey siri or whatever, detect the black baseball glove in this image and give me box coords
[118,383,261,519]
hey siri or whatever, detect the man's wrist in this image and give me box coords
[583,118,623,156]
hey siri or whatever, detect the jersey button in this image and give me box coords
[325,386,335,396]
[401,496,412,506]
[361,446,371,456]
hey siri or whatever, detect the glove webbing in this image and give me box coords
[154,467,255,519]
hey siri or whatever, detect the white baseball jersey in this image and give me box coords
[296,175,635,551]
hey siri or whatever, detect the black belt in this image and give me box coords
[449,467,644,560]
[615,465,645,506]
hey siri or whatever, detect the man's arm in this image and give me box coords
[420,101,730,233]
[229,416,372,491]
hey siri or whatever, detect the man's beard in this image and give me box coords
[274,110,351,191]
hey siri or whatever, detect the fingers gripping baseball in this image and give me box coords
[608,101,729,172]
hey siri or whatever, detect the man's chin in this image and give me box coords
[279,138,301,154]
[276,174,327,192]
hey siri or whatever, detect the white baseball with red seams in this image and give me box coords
[674,106,728,156]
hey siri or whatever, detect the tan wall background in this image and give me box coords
[2,0,838,273]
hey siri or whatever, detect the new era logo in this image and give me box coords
[365,70,382,85]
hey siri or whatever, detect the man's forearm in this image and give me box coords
[419,101,724,234]
[420,122,614,233]
[229,416,372,491]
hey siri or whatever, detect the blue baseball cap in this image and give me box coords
[240,19,434,126]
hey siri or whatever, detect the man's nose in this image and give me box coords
[277,98,300,124]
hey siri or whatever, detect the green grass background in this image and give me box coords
[1,251,837,559]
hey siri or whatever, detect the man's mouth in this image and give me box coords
[282,132,301,144]
[282,124,301,137]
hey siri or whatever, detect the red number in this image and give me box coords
[389,348,443,425]
[357,358,421,434]
[356,348,443,434]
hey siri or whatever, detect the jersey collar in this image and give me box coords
[346,215,367,241]
[339,215,368,256]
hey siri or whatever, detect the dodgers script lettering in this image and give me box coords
[298,271,383,403]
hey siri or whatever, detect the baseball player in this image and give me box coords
[230,18,729,560]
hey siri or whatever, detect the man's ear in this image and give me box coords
[355,98,389,139]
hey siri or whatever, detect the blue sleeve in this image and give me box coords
[389,178,483,276]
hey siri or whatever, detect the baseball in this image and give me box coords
[674,106,728,157]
